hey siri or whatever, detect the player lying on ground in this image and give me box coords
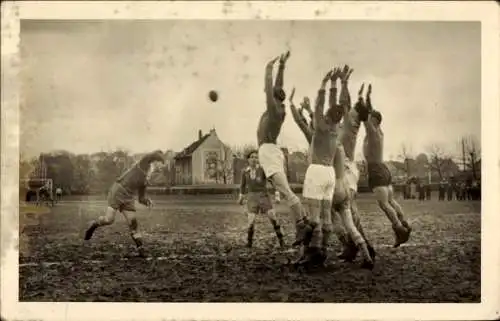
[289,69,374,269]
[335,66,375,262]
[238,150,285,249]
[84,150,165,257]
[361,85,412,247]
[257,50,313,247]
[295,69,346,266]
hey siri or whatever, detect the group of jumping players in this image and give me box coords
[84,50,412,270]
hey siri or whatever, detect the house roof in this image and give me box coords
[174,133,210,160]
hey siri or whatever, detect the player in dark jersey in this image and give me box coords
[84,150,164,257]
[238,150,284,249]
[257,51,312,247]
[362,85,411,247]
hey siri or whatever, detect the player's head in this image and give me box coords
[326,105,344,124]
[141,150,164,167]
[246,150,259,167]
[370,110,382,126]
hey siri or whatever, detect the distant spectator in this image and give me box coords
[438,179,446,201]
[425,183,431,200]
[447,180,454,201]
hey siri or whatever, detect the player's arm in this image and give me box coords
[265,56,279,114]
[238,170,247,204]
[137,184,151,207]
[314,70,332,128]
[274,51,290,90]
[329,67,341,111]
[362,84,378,136]
[339,65,354,115]
[289,88,313,144]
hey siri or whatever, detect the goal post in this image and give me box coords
[20,178,54,202]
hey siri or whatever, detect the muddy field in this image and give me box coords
[19,194,481,302]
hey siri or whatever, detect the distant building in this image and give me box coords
[173,128,233,185]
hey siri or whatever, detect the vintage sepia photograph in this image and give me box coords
[2,1,499,320]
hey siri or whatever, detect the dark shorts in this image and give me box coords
[367,162,392,190]
[107,182,136,212]
[247,192,273,214]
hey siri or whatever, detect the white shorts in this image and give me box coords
[258,143,285,178]
[302,164,336,200]
[345,159,360,192]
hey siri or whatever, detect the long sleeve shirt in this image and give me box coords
[239,165,269,194]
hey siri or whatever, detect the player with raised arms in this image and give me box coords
[289,68,374,269]
[238,150,285,249]
[334,66,376,263]
[257,51,312,247]
[84,150,165,257]
[294,68,345,266]
[362,84,412,247]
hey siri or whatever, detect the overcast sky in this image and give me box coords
[20,20,480,160]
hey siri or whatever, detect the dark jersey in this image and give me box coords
[116,163,148,196]
[240,166,269,194]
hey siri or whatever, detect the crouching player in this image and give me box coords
[238,150,285,249]
[84,150,165,257]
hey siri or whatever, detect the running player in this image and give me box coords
[84,150,164,257]
[257,51,312,246]
[238,150,285,249]
[362,84,412,247]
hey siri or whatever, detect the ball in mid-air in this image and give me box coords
[208,90,218,102]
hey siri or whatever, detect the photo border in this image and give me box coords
[2,1,499,320]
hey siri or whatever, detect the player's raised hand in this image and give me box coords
[330,67,342,82]
[358,83,365,101]
[354,83,370,121]
[340,65,354,82]
[280,50,291,64]
[267,55,279,68]
[366,84,373,112]
[321,70,333,89]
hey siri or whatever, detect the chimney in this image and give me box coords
[198,130,203,140]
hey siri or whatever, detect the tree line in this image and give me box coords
[20,135,479,195]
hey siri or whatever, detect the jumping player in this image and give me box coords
[298,69,345,265]
[290,69,374,269]
[84,150,164,257]
[257,51,312,246]
[335,66,375,262]
[238,150,285,249]
[362,85,412,247]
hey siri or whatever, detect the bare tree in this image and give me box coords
[427,143,447,180]
[230,144,258,159]
[398,143,414,177]
[218,145,235,184]
[461,135,481,180]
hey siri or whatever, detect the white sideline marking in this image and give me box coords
[18,238,477,268]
